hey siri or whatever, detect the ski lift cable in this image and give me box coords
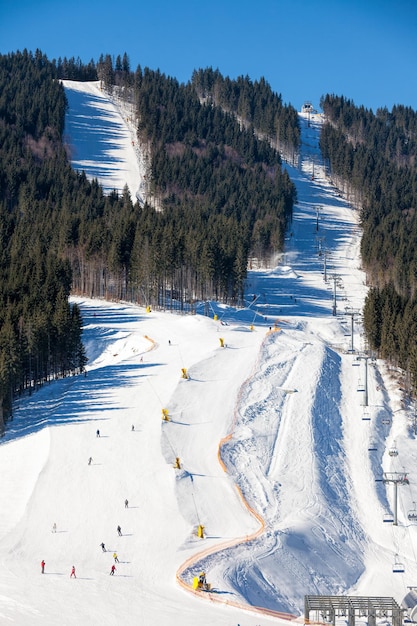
[392,526,402,567]
[176,343,186,369]
[191,491,201,526]
[162,427,177,458]
[390,530,405,575]
[146,377,163,406]
[390,546,407,599]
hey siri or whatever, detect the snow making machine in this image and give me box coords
[193,572,211,592]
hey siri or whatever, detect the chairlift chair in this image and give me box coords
[383,512,394,523]
[392,555,405,573]
[362,412,371,421]
[389,442,399,456]
[368,442,377,451]
[408,502,417,521]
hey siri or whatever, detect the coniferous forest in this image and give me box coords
[320,95,417,389]
[0,49,299,425]
[2,48,417,429]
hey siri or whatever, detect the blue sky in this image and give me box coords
[1,0,416,112]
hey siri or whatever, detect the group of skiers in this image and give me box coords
[42,521,126,577]
[41,559,76,578]
[40,425,132,579]
[97,531,123,575]
[41,561,76,577]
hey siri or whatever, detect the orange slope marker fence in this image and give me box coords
[176,328,298,622]
[143,334,156,350]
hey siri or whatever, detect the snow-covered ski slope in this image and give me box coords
[62,80,147,202]
[0,82,417,625]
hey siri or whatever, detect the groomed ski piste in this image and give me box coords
[1,81,417,625]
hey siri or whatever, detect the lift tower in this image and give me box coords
[345,307,361,353]
[356,354,375,407]
[376,472,409,526]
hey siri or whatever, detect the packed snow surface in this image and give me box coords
[1,84,416,626]
[62,80,147,202]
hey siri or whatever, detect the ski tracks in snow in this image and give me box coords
[206,320,369,611]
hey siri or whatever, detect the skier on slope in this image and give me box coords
[113,552,119,563]
[117,525,122,536]
[41,560,45,574]
[70,565,76,578]
[100,542,106,552]
[110,564,116,575]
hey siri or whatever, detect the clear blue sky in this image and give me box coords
[1,0,416,112]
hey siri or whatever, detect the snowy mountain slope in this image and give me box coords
[62,80,147,202]
[0,86,416,626]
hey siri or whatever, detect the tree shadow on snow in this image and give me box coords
[2,363,148,445]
